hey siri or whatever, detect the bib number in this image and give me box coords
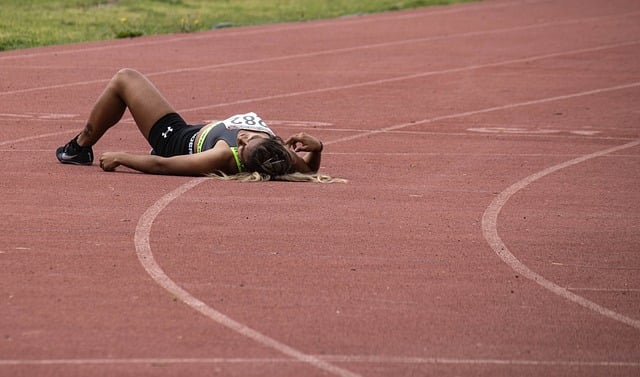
[221,112,274,136]
[227,113,267,128]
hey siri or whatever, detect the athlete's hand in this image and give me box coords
[285,133,323,153]
[99,152,121,171]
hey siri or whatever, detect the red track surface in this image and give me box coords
[1,0,639,376]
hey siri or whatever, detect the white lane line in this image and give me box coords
[567,287,640,293]
[550,262,640,270]
[327,81,640,145]
[147,12,640,80]
[2,12,638,97]
[0,78,112,97]
[1,4,636,370]
[4,62,638,342]
[176,41,640,116]
[481,139,640,330]
[0,131,81,147]
[2,355,638,367]
[131,80,640,377]
[322,355,640,367]
[133,179,361,377]
[0,69,635,377]
[0,0,553,62]
[0,358,293,365]
[3,40,637,148]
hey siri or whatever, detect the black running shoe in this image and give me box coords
[56,136,93,165]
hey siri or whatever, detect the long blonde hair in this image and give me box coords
[209,171,347,183]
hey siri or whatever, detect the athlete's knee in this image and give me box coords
[117,67,142,77]
[113,68,143,85]
[107,68,147,100]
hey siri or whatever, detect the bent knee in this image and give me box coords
[108,68,148,95]
[113,68,143,83]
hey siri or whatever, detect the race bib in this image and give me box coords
[221,112,275,137]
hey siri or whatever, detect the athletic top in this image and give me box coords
[190,112,275,172]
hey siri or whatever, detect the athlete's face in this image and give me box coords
[237,131,270,163]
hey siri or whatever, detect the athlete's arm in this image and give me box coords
[285,133,322,173]
[99,147,232,176]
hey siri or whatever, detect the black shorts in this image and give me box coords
[148,113,203,157]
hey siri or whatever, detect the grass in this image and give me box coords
[0,0,477,51]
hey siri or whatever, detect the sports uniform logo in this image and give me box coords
[162,126,173,138]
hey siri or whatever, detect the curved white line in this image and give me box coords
[482,139,640,330]
[133,178,360,377]
[1,8,633,369]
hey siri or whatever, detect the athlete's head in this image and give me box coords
[241,136,294,176]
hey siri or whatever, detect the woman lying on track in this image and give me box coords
[56,68,341,182]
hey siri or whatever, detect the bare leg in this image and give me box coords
[76,68,176,147]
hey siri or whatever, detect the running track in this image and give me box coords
[1,0,639,376]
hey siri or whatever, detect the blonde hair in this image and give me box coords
[209,171,347,183]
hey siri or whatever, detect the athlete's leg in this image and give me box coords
[76,68,176,147]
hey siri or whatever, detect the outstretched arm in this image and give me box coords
[99,148,231,176]
[284,133,323,173]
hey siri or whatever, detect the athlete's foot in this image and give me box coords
[56,135,93,165]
